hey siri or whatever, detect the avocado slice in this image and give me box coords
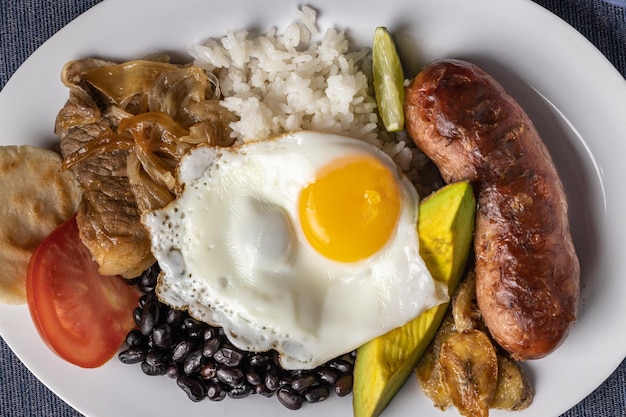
[352,180,476,417]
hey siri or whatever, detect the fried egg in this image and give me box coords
[143,131,447,369]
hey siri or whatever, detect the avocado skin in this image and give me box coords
[352,181,476,417]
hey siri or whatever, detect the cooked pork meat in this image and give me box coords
[57,105,154,278]
[54,57,236,279]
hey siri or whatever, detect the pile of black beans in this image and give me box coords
[119,264,355,410]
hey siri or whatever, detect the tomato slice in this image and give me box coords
[26,216,139,368]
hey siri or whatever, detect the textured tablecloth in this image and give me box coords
[0,0,625,416]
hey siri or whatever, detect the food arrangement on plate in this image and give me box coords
[0,6,582,417]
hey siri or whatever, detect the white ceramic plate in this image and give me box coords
[1,0,625,416]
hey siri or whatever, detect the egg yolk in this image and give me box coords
[299,154,402,262]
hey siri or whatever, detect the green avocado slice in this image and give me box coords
[353,180,476,417]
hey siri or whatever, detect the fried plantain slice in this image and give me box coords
[451,271,482,333]
[491,354,534,411]
[439,330,498,417]
[417,269,535,416]
[415,313,456,410]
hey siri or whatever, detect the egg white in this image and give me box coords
[142,131,447,369]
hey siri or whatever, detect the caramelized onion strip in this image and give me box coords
[62,129,134,170]
[82,60,181,107]
[127,152,174,213]
[119,112,192,191]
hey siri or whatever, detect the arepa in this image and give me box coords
[0,146,81,304]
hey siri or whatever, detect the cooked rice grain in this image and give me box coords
[189,7,443,195]
[189,6,379,144]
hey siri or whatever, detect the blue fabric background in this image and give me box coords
[0,0,624,416]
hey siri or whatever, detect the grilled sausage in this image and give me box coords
[404,59,579,360]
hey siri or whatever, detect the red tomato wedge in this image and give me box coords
[26,216,139,368]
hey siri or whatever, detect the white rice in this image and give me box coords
[189,6,425,178]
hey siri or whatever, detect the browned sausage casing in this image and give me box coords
[404,59,579,360]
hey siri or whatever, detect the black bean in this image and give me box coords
[248,353,270,367]
[328,358,353,374]
[138,282,155,295]
[316,367,339,385]
[206,380,227,401]
[145,349,168,366]
[171,340,194,363]
[203,327,219,340]
[245,367,263,385]
[141,360,168,376]
[289,369,307,377]
[140,263,159,280]
[137,263,159,286]
[183,317,201,331]
[228,384,252,399]
[124,329,146,348]
[278,372,295,387]
[303,385,330,403]
[254,383,275,398]
[140,301,160,336]
[132,307,143,327]
[216,366,244,386]
[176,375,206,402]
[199,361,218,379]
[264,372,280,391]
[276,387,303,410]
[152,324,172,349]
[335,374,353,397]
[119,265,359,408]
[291,374,316,391]
[183,349,205,375]
[118,348,146,364]
[165,308,183,328]
[203,337,221,357]
[167,365,181,379]
[138,291,156,309]
[138,268,158,293]
[187,328,203,340]
[214,347,244,367]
